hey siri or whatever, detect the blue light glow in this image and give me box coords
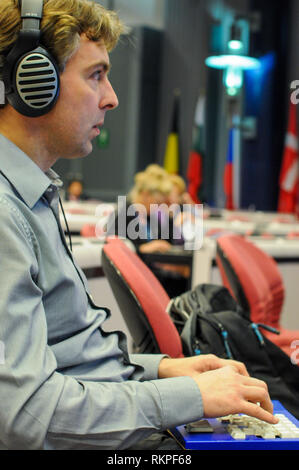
[228,39,243,51]
[224,66,243,89]
[205,55,260,70]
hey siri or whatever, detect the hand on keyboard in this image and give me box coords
[177,402,299,449]
[218,413,299,440]
[193,365,279,425]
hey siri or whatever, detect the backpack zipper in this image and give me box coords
[250,322,280,346]
[194,313,234,359]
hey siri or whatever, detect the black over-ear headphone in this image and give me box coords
[3,0,60,117]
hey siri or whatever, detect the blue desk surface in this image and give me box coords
[172,401,299,450]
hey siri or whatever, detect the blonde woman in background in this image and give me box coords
[126,164,174,254]
[111,163,189,296]
[167,173,195,206]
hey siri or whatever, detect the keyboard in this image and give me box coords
[171,401,299,450]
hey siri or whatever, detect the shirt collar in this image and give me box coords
[0,133,63,209]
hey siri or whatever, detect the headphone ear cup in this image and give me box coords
[8,46,60,117]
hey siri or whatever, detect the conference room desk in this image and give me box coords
[60,212,99,234]
[60,200,299,241]
[247,236,299,258]
[208,208,297,224]
[60,200,116,234]
[203,218,256,235]
[263,222,299,236]
[62,200,103,215]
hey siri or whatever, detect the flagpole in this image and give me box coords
[163,89,180,174]
[232,114,241,209]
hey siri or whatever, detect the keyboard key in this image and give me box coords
[218,413,299,440]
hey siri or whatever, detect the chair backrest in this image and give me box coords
[101,238,184,357]
[216,234,284,327]
[80,224,96,237]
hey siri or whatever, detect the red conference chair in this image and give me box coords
[80,224,96,237]
[101,238,184,358]
[216,234,299,356]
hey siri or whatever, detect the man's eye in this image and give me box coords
[92,70,102,80]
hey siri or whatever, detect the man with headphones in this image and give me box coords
[0,0,277,450]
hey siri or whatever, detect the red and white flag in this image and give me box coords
[278,102,299,213]
[186,95,205,203]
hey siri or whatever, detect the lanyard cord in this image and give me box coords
[58,195,72,252]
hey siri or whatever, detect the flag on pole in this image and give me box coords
[278,102,299,213]
[231,115,241,210]
[186,95,205,203]
[223,128,234,210]
[163,91,180,174]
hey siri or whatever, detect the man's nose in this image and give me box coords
[101,79,119,110]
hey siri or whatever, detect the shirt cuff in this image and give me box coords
[151,376,204,429]
[129,354,168,380]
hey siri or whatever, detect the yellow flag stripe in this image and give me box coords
[163,133,179,173]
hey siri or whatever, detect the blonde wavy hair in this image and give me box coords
[129,164,172,202]
[0,0,124,105]
[169,174,186,194]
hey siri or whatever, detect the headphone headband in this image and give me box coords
[20,0,43,20]
[17,0,43,49]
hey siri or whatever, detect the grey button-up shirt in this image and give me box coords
[0,133,203,449]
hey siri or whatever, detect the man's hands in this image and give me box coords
[193,365,277,424]
[158,354,278,425]
[158,354,249,379]
[138,240,172,254]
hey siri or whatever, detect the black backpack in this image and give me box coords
[168,283,299,420]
